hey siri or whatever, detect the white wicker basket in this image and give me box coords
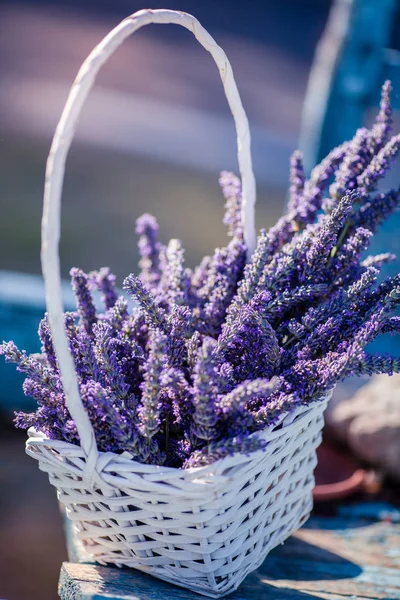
[27,398,329,598]
[26,8,331,598]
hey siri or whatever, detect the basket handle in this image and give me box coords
[41,8,257,465]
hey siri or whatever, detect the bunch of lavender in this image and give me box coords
[2,81,400,469]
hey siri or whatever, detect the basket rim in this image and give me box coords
[26,392,331,480]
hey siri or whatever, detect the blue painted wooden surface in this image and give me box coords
[300,0,399,171]
[58,502,400,599]
[299,0,400,358]
[0,271,114,413]
[0,271,76,412]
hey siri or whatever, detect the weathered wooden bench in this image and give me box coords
[59,501,400,600]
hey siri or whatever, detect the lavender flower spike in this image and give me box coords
[70,268,97,336]
[287,150,305,213]
[358,134,400,196]
[218,378,278,433]
[123,274,168,331]
[371,80,393,150]
[136,213,162,291]
[163,238,187,306]
[38,314,58,372]
[90,267,118,310]
[184,436,268,468]
[137,329,168,459]
[191,337,220,444]
[3,80,400,469]
[219,170,243,239]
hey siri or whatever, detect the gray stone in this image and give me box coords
[327,374,400,480]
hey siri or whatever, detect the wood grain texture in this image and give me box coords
[58,502,400,600]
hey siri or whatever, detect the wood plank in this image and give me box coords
[59,562,374,600]
[59,503,400,600]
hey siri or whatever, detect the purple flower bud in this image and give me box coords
[70,268,97,336]
[136,213,162,291]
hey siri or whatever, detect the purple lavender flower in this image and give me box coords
[218,295,281,382]
[353,188,400,234]
[201,239,246,334]
[357,134,400,196]
[352,352,400,376]
[362,253,396,269]
[302,193,354,281]
[329,128,371,200]
[0,341,60,391]
[3,80,400,470]
[90,267,118,310]
[219,170,243,239]
[70,268,97,335]
[93,321,130,398]
[161,239,188,307]
[137,329,168,461]
[123,274,168,331]
[217,377,277,434]
[136,213,162,291]
[370,80,393,151]
[184,435,268,468]
[190,337,220,445]
[38,314,58,372]
[287,150,305,213]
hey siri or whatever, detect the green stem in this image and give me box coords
[327,219,352,267]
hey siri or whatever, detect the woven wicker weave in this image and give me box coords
[26,398,328,598]
[24,8,332,597]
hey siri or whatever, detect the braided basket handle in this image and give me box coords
[41,8,256,463]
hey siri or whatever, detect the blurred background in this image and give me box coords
[0,1,399,599]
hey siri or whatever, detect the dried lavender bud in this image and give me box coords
[287,150,305,213]
[302,193,354,281]
[184,435,267,468]
[160,366,193,426]
[38,314,58,372]
[90,267,118,310]
[191,337,220,444]
[218,297,281,382]
[191,256,212,297]
[381,316,400,334]
[186,331,203,370]
[136,213,162,291]
[226,230,270,323]
[218,378,277,432]
[332,227,373,277]
[0,341,60,391]
[70,268,97,335]
[357,134,400,196]
[168,304,194,366]
[370,80,393,151]
[137,329,168,460]
[329,128,371,200]
[352,351,400,376]
[202,239,246,334]
[159,239,187,307]
[93,321,130,398]
[353,188,400,234]
[79,380,137,454]
[362,253,396,269]
[74,330,99,381]
[105,297,130,332]
[289,142,348,231]
[219,170,243,238]
[123,274,168,331]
